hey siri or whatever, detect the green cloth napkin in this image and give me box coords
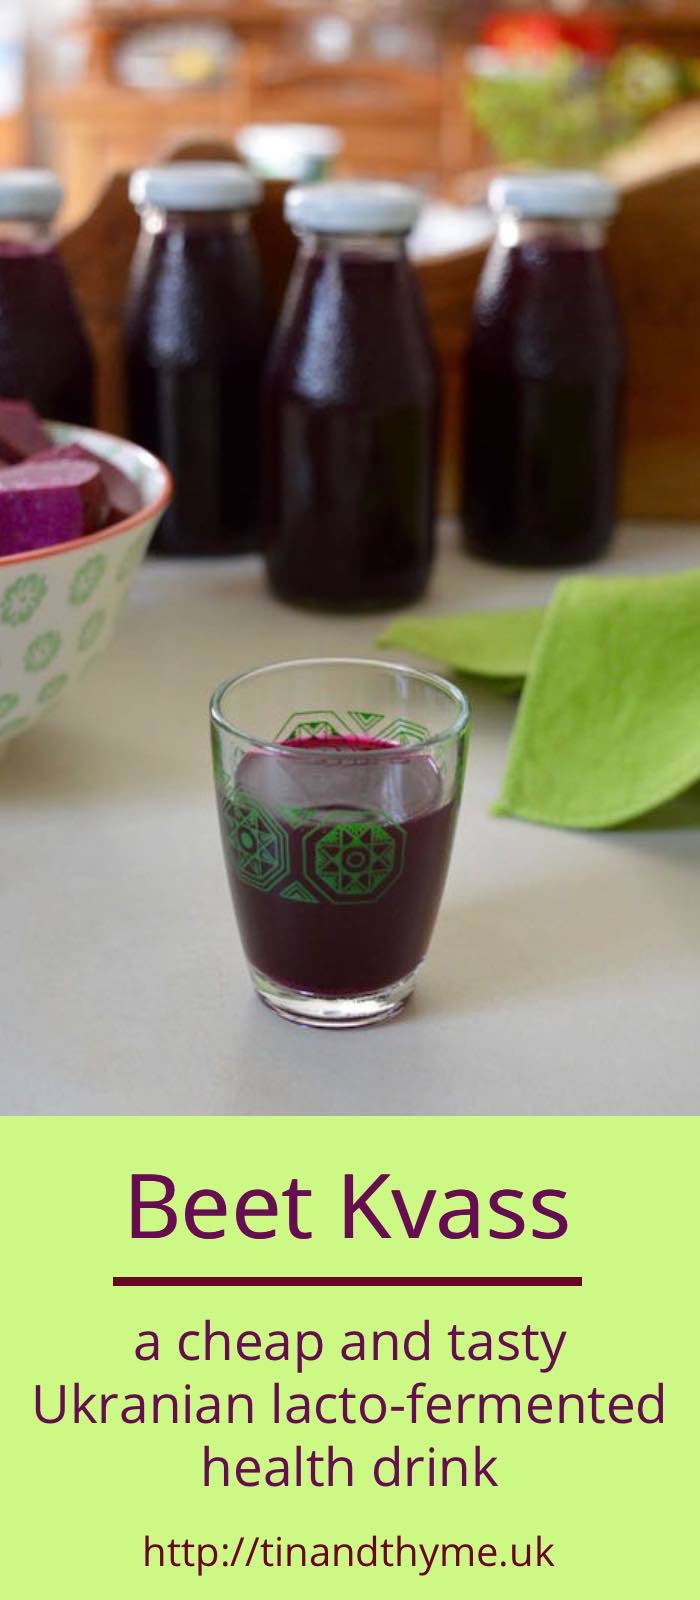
[380,569,700,830]
[495,569,700,829]
[380,606,542,695]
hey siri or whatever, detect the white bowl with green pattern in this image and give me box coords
[0,423,171,747]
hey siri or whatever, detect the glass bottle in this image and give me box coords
[125,163,268,557]
[464,172,626,567]
[264,180,438,611]
[0,169,94,425]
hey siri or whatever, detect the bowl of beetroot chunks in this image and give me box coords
[0,401,144,558]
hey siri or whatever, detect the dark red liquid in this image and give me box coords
[125,215,268,556]
[0,240,94,424]
[464,240,625,566]
[264,249,438,610]
[217,736,457,996]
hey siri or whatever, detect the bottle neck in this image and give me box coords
[137,204,252,238]
[497,214,607,251]
[296,229,409,262]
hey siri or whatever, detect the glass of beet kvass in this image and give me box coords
[126,163,268,556]
[264,181,439,611]
[210,659,469,1027]
[464,172,626,567]
[0,169,94,426]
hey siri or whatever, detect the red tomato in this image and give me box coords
[561,17,616,60]
[481,10,615,62]
[481,11,565,58]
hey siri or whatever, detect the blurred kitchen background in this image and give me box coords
[4,1,700,225]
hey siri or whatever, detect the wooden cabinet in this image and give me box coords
[40,3,459,222]
[39,5,278,225]
[245,47,446,180]
[0,111,26,168]
[38,5,700,227]
[42,80,252,226]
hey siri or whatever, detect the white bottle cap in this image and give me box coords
[0,169,63,222]
[236,123,343,181]
[129,162,261,213]
[489,171,618,222]
[285,180,424,236]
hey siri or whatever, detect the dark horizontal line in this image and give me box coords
[113,1276,582,1289]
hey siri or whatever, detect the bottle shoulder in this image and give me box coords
[471,241,626,376]
[266,251,437,404]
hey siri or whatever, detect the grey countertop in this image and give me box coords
[2,522,698,1115]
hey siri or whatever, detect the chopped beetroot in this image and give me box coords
[32,442,141,523]
[91,453,141,523]
[0,399,52,462]
[0,400,144,548]
[29,444,85,466]
[0,457,109,555]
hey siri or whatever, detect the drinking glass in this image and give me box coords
[210,658,470,1027]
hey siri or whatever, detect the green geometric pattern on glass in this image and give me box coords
[275,708,429,746]
[281,880,318,904]
[0,573,47,627]
[78,609,106,653]
[69,553,107,606]
[0,692,19,718]
[212,733,247,805]
[276,710,350,743]
[381,716,430,745]
[303,815,406,904]
[227,791,290,893]
[349,710,384,732]
[24,629,61,673]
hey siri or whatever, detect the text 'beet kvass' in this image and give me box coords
[0,170,94,426]
[126,163,268,557]
[264,180,438,611]
[210,660,470,1028]
[464,172,626,567]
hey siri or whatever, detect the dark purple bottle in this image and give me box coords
[126,163,268,556]
[0,170,94,425]
[264,181,438,611]
[464,172,626,567]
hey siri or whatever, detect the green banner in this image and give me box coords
[2,1116,695,1592]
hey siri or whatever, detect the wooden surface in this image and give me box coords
[41,79,253,229]
[609,162,700,519]
[43,73,456,229]
[0,112,27,169]
[244,47,445,182]
[59,174,138,436]
[38,2,700,224]
[612,7,700,54]
[59,155,700,521]
[85,2,296,25]
[41,10,476,221]
[418,243,482,517]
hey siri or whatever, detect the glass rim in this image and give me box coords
[210,657,470,758]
